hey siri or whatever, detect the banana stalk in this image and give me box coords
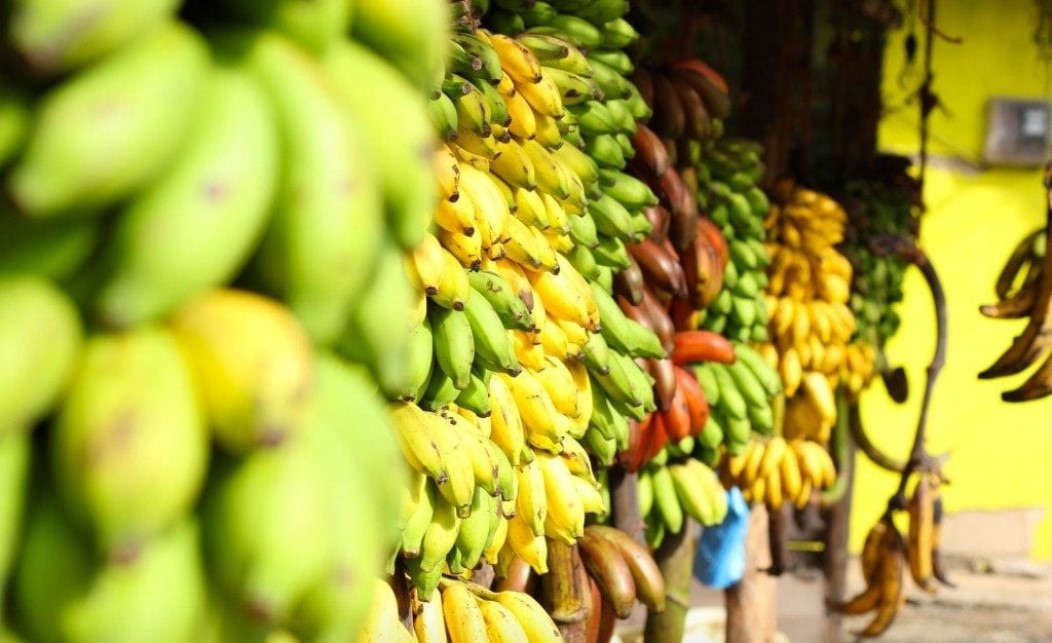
[540,539,589,643]
[641,521,698,643]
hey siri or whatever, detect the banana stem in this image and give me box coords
[820,388,856,506]
[642,521,699,643]
[870,236,946,514]
[439,576,500,602]
[848,398,907,473]
[541,539,588,642]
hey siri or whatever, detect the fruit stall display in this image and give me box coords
[0,0,940,642]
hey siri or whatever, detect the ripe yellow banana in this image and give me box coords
[443,581,489,643]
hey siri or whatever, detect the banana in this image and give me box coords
[908,473,936,592]
[53,326,207,558]
[504,87,538,140]
[489,375,531,465]
[0,275,82,437]
[487,33,544,84]
[492,590,563,643]
[514,460,548,537]
[389,402,453,486]
[669,463,716,527]
[324,40,436,250]
[7,21,210,218]
[430,306,477,390]
[202,431,335,623]
[454,487,495,572]
[651,464,684,534]
[537,451,585,543]
[855,526,907,638]
[241,31,384,345]
[170,288,314,452]
[544,67,598,105]
[419,492,463,574]
[478,597,530,643]
[350,0,449,91]
[414,589,448,643]
[463,291,522,374]
[579,527,637,618]
[94,67,280,328]
[506,511,549,574]
[492,138,538,190]
[401,475,437,558]
[357,579,411,642]
[500,370,564,452]
[532,357,581,418]
[468,270,534,331]
[0,431,29,606]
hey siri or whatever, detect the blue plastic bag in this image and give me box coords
[693,487,750,589]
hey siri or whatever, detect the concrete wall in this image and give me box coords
[849,0,1052,559]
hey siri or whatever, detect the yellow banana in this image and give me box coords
[488,374,530,465]
[485,33,542,84]
[414,589,447,643]
[433,145,461,200]
[491,590,563,643]
[514,460,547,536]
[477,598,530,643]
[536,451,584,544]
[505,512,548,574]
[442,581,489,643]
[531,356,579,418]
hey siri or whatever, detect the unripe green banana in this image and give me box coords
[581,329,611,373]
[420,370,461,412]
[429,306,476,390]
[64,520,208,643]
[337,244,417,400]
[0,88,29,168]
[589,191,634,239]
[427,92,460,141]
[7,21,210,219]
[454,487,493,571]
[467,272,533,332]
[0,275,82,437]
[455,371,493,417]
[584,133,625,170]
[400,478,438,558]
[238,31,384,346]
[324,40,436,251]
[52,327,208,558]
[202,435,334,624]
[651,465,684,534]
[9,0,180,75]
[463,291,521,375]
[94,67,280,329]
[221,0,353,54]
[351,0,450,91]
[396,316,435,403]
[567,210,600,249]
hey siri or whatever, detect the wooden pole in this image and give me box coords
[725,504,776,643]
[642,521,700,643]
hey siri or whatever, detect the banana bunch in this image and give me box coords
[761,186,873,440]
[827,517,908,638]
[695,139,774,344]
[578,525,667,622]
[413,577,565,643]
[841,178,914,350]
[721,437,837,510]
[979,220,1052,401]
[691,341,783,463]
[828,471,953,638]
[0,0,455,638]
[4,289,408,641]
[638,452,729,547]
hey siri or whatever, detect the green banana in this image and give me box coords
[565,244,600,280]
[734,343,782,397]
[221,0,352,53]
[590,349,642,408]
[94,67,280,329]
[568,210,600,249]
[6,21,210,219]
[0,275,82,437]
[337,243,417,399]
[589,191,634,239]
[400,478,437,558]
[551,141,600,188]
[427,92,460,141]
[544,67,597,105]
[399,316,435,402]
[710,363,748,420]
[452,78,492,137]
[599,18,639,48]
[519,1,558,27]
[582,331,611,374]
[587,49,633,76]
[587,58,632,100]
[467,271,533,331]
[570,100,620,137]
[202,434,334,624]
[64,520,208,643]
[9,0,180,75]
[530,16,602,48]
[241,31,383,345]
[604,99,637,134]
[453,487,492,571]
[455,372,493,417]
[650,465,684,534]
[590,282,637,354]
[350,0,450,91]
[420,369,461,411]
[584,133,625,169]
[583,424,617,467]
[429,306,476,390]
[593,235,631,269]
[725,359,770,411]
[52,327,208,558]
[453,33,504,85]
[324,40,436,251]
[598,169,657,208]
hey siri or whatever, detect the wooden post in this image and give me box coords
[542,539,589,643]
[725,504,776,643]
[610,468,646,544]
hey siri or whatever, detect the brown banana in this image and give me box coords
[585,576,603,643]
[631,123,670,179]
[860,518,890,584]
[907,473,936,592]
[855,524,907,638]
[641,286,676,353]
[647,357,678,414]
[631,67,655,108]
[825,583,883,615]
[588,525,667,613]
[668,66,731,120]
[930,487,955,588]
[670,77,711,140]
[980,281,1037,319]
[641,205,671,244]
[651,74,686,139]
[660,168,698,251]
[628,238,687,298]
[613,256,645,306]
[579,527,638,619]
[995,228,1043,299]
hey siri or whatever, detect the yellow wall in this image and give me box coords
[849,0,1052,558]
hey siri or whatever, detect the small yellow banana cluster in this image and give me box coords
[721,436,837,509]
[411,579,562,643]
[761,186,874,442]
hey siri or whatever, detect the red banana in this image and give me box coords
[674,366,710,435]
[671,330,736,365]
